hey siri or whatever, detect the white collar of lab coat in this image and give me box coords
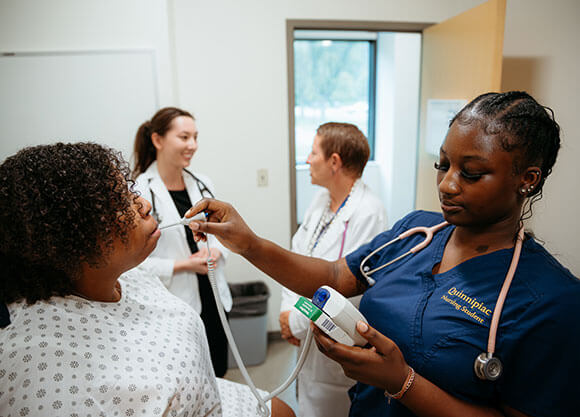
[142,161,183,224]
[302,179,366,257]
[306,178,365,228]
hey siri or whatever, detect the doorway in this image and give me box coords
[286,20,428,231]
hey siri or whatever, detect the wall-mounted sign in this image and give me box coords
[426,99,467,156]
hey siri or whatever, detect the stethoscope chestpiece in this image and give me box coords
[474,352,503,381]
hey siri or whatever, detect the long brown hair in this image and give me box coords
[132,107,195,178]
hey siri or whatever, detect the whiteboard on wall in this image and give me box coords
[0,50,159,164]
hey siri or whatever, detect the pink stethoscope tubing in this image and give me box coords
[359,221,450,284]
[338,220,349,258]
[359,221,525,379]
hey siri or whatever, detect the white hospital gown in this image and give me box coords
[0,268,267,417]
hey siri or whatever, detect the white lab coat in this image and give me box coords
[280,179,387,417]
[134,161,233,313]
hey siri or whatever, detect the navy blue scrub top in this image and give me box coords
[345,211,580,417]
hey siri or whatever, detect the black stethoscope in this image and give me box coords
[359,222,525,381]
[149,168,214,224]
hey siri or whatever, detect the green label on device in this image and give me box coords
[295,297,322,321]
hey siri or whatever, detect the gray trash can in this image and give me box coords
[227,281,270,368]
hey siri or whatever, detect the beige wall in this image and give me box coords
[415,0,505,212]
[407,0,580,277]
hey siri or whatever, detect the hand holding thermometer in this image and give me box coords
[159,212,206,230]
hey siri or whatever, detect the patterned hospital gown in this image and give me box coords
[0,268,269,417]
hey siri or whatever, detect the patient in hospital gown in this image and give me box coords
[0,143,281,417]
[0,267,267,416]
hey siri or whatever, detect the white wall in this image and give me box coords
[0,51,159,161]
[375,32,422,227]
[169,0,482,330]
[3,0,577,332]
[0,0,175,105]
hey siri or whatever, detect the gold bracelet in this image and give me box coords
[385,366,415,404]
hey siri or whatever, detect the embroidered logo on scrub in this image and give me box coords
[441,287,492,324]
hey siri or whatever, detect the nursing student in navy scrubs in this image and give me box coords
[186,92,580,417]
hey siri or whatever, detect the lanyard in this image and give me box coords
[307,195,349,256]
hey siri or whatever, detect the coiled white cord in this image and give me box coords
[204,240,313,416]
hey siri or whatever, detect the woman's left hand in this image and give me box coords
[312,321,409,394]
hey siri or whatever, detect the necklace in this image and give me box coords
[306,193,350,256]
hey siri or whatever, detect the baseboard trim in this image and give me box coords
[268,330,283,341]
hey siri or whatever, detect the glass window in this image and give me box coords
[293,39,375,163]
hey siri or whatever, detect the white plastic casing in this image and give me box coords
[315,286,368,346]
[182,212,206,224]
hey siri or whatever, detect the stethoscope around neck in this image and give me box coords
[149,168,214,224]
[359,221,525,382]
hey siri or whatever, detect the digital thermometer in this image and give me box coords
[294,297,357,346]
[295,285,368,346]
[159,212,206,230]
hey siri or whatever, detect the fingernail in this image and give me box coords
[185,209,192,216]
[357,321,368,333]
[190,222,199,230]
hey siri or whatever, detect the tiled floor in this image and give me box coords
[224,338,299,413]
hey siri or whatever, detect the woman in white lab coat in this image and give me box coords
[132,107,232,377]
[279,122,386,417]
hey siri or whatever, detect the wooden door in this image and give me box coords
[415,0,506,210]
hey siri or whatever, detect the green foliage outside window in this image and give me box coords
[294,39,373,163]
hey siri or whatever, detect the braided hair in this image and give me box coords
[450,91,561,221]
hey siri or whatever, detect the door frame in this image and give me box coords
[286,19,433,233]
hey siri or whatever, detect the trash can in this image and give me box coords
[227,281,270,368]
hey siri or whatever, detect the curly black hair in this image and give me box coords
[450,91,561,222]
[0,142,138,304]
